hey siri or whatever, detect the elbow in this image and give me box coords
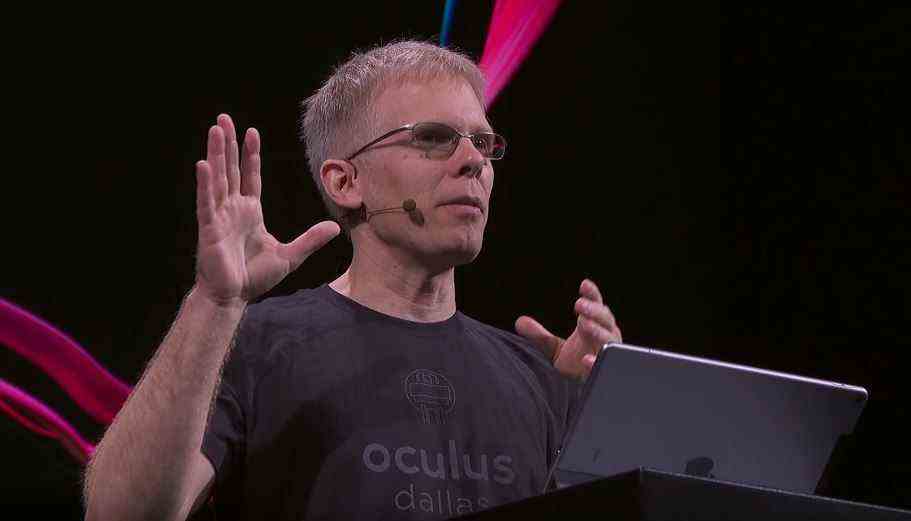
[84,498,182,521]
[81,453,188,521]
[83,483,185,521]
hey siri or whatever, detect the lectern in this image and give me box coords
[455,468,911,520]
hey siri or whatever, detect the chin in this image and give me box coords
[445,233,485,265]
[450,244,483,266]
[426,234,484,270]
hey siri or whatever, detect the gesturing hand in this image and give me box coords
[194,114,340,306]
[515,279,623,381]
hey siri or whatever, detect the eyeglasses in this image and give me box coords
[345,122,507,162]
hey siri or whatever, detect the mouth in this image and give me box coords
[438,196,484,214]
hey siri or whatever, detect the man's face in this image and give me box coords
[354,76,495,271]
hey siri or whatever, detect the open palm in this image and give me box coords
[194,114,339,305]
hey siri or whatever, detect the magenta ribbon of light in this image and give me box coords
[0,377,96,464]
[479,0,563,109]
[0,298,132,425]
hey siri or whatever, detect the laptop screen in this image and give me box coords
[548,343,867,494]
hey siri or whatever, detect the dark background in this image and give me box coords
[3,2,909,517]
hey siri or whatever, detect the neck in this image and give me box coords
[329,233,457,323]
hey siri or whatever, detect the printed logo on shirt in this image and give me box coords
[362,440,516,517]
[404,369,455,425]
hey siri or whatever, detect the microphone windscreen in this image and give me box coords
[403,199,416,212]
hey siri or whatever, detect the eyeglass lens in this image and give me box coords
[412,123,505,159]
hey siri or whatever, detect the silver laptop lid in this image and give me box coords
[549,343,868,493]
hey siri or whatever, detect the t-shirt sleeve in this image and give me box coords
[562,378,585,437]
[479,323,584,466]
[201,375,245,485]
[200,308,261,487]
[518,337,584,462]
[549,370,584,461]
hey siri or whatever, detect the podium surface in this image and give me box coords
[455,468,911,520]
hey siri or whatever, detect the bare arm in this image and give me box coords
[83,287,243,521]
[83,114,339,521]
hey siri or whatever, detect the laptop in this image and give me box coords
[546,342,868,494]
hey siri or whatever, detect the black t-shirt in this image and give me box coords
[200,284,579,520]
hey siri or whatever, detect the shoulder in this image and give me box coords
[459,312,582,421]
[458,313,557,376]
[242,288,319,326]
[232,285,346,361]
[241,284,349,331]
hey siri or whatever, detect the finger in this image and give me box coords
[575,297,618,331]
[577,315,623,348]
[240,128,262,198]
[218,114,241,195]
[206,125,227,207]
[579,278,604,304]
[515,315,565,363]
[280,220,341,271]
[195,160,215,226]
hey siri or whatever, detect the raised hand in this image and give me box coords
[193,114,339,306]
[515,279,622,380]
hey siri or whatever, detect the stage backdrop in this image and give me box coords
[3,2,909,517]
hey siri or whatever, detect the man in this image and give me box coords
[83,41,621,521]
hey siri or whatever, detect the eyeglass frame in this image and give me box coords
[344,122,507,166]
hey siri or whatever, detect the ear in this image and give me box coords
[320,159,363,212]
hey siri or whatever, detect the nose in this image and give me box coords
[458,162,483,178]
[452,136,486,179]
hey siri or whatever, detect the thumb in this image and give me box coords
[283,220,341,271]
[515,315,564,363]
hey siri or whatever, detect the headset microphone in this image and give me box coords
[366,199,425,226]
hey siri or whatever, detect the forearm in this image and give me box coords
[83,286,246,521]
